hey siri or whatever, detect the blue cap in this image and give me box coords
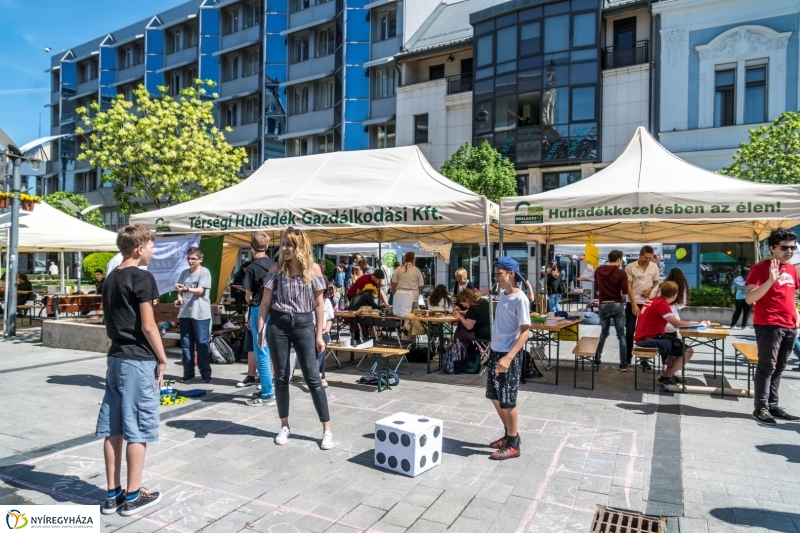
[495,257,527,284]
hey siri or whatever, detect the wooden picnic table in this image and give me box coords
[679,327,731,396]
[326,344,409,392]
[528,318,582,386]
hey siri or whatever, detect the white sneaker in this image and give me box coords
[246,397,276,407]
[321,431,334,450]
[275,426,291,445]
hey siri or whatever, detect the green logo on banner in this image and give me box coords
[514,201,543,224]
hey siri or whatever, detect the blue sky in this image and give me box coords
[0,0,187,145]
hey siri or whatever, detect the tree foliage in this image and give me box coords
[76,80,247,214]
[720,111,800,184]
[440,141,517,203]
[43,192,105,228]
[83,252,117,279]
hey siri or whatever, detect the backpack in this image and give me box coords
[463,345,482,374]
[443,340,467,374]
[210,336,236,364]
[357,371,400,387]
[581,311,600,325]
[522,349,543,380]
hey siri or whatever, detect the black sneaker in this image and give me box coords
[179,376,195,384]
[619,364,628,372]
[658,376,677,385]
[101,490,126,515]
[769,407,800,421]
[120,490,162,517]
[237,375,256,388]
[202,377,212,383]
[753,408,777,426]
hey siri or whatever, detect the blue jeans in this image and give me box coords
[251,305,274,399]
[793,337,800,358]
[595,302,627,366]
[547,294,562,312]
[180,318,211,380]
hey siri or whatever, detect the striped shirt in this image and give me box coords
[265,272,327,314]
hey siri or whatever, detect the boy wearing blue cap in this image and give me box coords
[486,257,532,460]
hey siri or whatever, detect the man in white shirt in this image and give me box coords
[625,246,660,366]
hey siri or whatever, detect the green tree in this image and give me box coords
[720,111,800,184]
[43,192,105,228]
[440,141,517,203]
[82,252,117,279]
[75,80,247,214]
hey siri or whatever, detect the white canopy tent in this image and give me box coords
[131,146,496,245]
[500,127,800,245]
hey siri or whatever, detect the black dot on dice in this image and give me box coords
[401,434,411,447]
[393,420,405,425]
[433,451,439,463]
[389,432,399,444]
[377,430,386,442]
[418,418,429,423]
[401,459,410,472]
[419,435,427,447]
[376,452,386,464]
[434,426,441,438]
[388,456,398,468]
[420,456,427,467]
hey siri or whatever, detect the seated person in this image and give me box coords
[16,273,33,307]
[346,284,382,344]
[452,288,492,343]
[347,270,389,306]
[426,285,452,351]
[634,280,708,385]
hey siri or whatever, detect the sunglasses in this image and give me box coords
[286,227,302,235]
[775,245,798,252]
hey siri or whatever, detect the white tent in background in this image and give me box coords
[500,127,800,244]
[131,146,496,245]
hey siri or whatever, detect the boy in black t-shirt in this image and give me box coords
[95,225,167,517]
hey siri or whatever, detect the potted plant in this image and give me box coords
[0,192,12,209]
[20,193,42,212]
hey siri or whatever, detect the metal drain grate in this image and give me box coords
[590,506,666,533]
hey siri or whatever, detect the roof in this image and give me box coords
[403,0,507,54]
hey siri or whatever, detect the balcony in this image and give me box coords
[288,55,335,82]
[117,63,145,85]
[223,122,259,147]
[220,75,260,98]
[287,108,334,135]
[603,40,648,70]
[288,1,336,32]
[220,24,261,53]
[446,73,472,95]
[164,47,198,69]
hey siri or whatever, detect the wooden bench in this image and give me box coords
[327,344,409,392]
[732,343,758,398]
[572,337,600,390]
[632,345,660,392]
[44,295,103,319]
[153,303,242,342]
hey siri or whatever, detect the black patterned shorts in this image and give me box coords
[485,350,522,409]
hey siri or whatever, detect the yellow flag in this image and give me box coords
[584,234,599,269]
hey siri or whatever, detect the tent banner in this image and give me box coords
[150,235,201,295]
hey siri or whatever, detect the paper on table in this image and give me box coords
[355,339,374,349]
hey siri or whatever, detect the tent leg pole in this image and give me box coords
[754,236,759,263]
[3,250,9,337]
[499,227,504,258]
[60,251,65,293]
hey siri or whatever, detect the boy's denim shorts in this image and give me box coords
[96,357,160,443]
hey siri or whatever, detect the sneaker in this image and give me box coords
[672,375,683,384]
[489,444,520,460]
[489,435,507,449]
[246,397,276,407]
[769,407,800,421]
[257,384,262,391]
[658,376,678,385]
[202,377,212,383]
[321,431,334,450]
[178,376,195,384]
[101,490,126,515]
[275,426,291,445]
[753,408,777,426]
[619,364,628,372]
[237,376,257,388]
[120,490,162,517]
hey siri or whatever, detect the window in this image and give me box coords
[744,66,766,124]
[223,7,239,35]
[78,60,98,83]
[572,13,595,48]
[292,35,309,63]
[185,24,198,48]
[243,1,259,29]
[120,46,134,69]
[75,171,97,193]
[52,70,60,88]
[476,35,493,67]
[571,86,595,121]
[120,85,135,101]
[223,102,238,127]
[167,28,181,53]
[414,114,428,144]
[243,96,259,124]
[51,105,59,127]
[292,86,308,114]
[316,27,335,57]
[184,67,197,88]
[520,22,540,56]
[242,144,259,172]
[494,96,516,132]
[169,71,182,95]
[316,79,334,110]
[544,14,569,53]
[428,64,445,81]
[517,92,541,127]
[714,69,735,127]
[377,124,395,148]
[223,55,239,82]
[543,171,581,191]
[134,42,145,65]
[243,48,259,77]
[496,26,517,63]
[377,10,397,41]
[291,0,310,12]
[318,133,334,153]
[293,138,309,156]
[375,67,397,98]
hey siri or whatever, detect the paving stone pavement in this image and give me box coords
[1,325,799,532]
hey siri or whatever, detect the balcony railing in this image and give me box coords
[446,74,473,95]
[603,40,649,70]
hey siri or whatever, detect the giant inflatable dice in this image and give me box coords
[374,412,443,477]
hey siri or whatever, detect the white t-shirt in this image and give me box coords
[625,260,660,304]
[491,289,532,352]
[106,253,148,276]
[315,298,335,330]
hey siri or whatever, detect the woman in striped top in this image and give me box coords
[258,227,333,450]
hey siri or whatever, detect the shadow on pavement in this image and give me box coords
[755,444,800,464]
[46,374,105,390]
[0,464,103,505]
[165,418,319,444]
[709,507,800,533]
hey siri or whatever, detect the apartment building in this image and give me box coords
[47,0,286,230]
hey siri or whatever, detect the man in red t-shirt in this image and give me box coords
[745,228,800,426]
[347,270,388,305]
[634,281,708,385]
